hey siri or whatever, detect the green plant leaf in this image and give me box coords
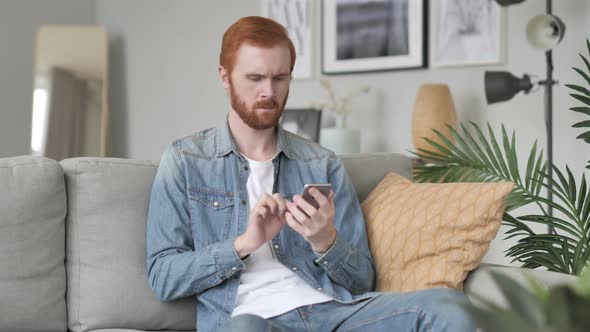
[566,166,578,207]
[546,286,590,330]
[574,264,590,299]
[566,83,590,98]
[573,67,590,89]
[488,123,511,177]
[525,141,539,191]
[575,131,590,141]
[573,120,590,128]
[576,174,587,220]
[570,106,590,116]
[524,271,549,303]
[579,48,590,82]
[573,242,589,275]
[489,271,545,328]
[506,127,521,182]
[473,121,502,173]
[570,93,590,106]
[519,213,580,237]
[546,286,574,329]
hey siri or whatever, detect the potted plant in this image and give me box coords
[310,79,370,154]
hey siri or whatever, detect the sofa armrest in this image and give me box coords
[464,263,577,307]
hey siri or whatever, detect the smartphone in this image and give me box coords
[301,184,332,209]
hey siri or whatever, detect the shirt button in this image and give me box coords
[323,261,328,265]
[292,267,298,271]
[241,199,247,205]
[231,267,237,271]
[244,165,249,171]
[317,287,322,291]
[213,201,219,207]
[274,244,279,250]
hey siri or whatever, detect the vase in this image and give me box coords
[412,84,457,154]
[320,114,361,154]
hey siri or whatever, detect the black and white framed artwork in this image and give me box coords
[322,0,427,74]
[431,0,504,67]
[262,0,312,79]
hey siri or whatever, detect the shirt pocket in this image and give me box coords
[188,186,235,246]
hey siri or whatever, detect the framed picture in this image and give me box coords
[322,0,427,75]
[279,109,322,142]
[262,0,312,79]
[430,0,504,67]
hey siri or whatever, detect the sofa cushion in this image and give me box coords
[0,156,67,332]
[61,158,197,332]
[361,172,513,292]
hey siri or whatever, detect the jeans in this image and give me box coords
[218,288,475,332]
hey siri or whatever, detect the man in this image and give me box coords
[146,16,475,332]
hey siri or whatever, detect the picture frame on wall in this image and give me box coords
[321,0,427,75]
[262,0,312,79]
[279,109,322,143]
[430,0,505,67]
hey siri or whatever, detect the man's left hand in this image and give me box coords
[285,188,336,254]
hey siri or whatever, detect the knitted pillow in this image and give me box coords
[361,172,513,292]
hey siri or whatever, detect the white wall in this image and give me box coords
[0,0,95,158]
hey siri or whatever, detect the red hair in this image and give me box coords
[220,16,296,74]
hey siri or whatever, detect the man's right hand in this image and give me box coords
[234,193,287,258]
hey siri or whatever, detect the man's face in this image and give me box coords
[224,43,291,130]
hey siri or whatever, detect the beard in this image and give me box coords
[229,81,289,130]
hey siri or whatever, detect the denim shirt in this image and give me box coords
[146,121,376,332]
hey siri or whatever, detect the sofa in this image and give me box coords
[0,153,576,332]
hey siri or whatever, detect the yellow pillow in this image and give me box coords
[361,172,514,292]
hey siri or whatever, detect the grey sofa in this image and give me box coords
[0,154,576,332]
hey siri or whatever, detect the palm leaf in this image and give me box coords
[572,120,590,128]
[570,106,590,116]
[569,39,590,168]
[463,269,590,331]
[490,271,545,327]
[413,122,545,213]
[565,84,590,98]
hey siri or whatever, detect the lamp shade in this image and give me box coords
[485,71,533,104]
[412,84,457,154]
[526,14,566,51]
[494,0,525,7]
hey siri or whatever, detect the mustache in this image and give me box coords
[254,99,278,108]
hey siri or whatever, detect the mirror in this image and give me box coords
[30,25,109,160]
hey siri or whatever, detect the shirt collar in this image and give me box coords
[216,115,295,159]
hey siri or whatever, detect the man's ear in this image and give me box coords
[218,65,230,89]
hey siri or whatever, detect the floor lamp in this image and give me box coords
[484,0,565,228]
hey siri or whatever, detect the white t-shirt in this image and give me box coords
[231,154,333,318]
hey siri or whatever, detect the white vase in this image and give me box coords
[320,114,361,154]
